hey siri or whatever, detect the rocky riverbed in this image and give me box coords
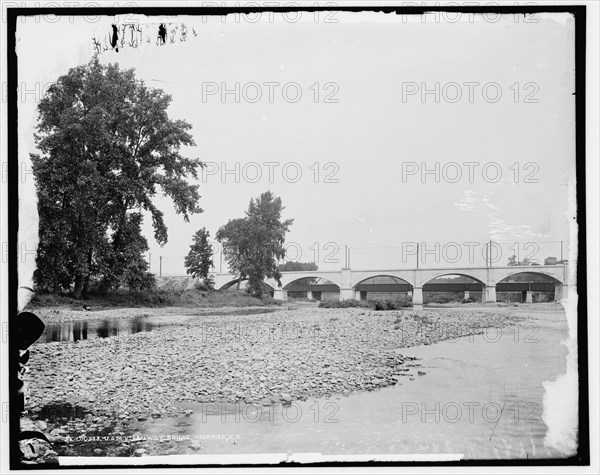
[22,307,522,459]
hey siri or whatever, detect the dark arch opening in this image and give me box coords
[284,277,339,301]
[422,274,484,304]
[219,279,275,296]
[353,275,413,302]
[497,272,561,303]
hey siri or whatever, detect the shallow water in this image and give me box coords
[39,308,280,343]
[131,307,570,459]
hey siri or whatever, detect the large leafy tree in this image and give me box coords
[278,261,318,272]
[32,57,203,297]
[216,191,293,297]
[184,228,214,289]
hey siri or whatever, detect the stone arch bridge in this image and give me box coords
[211,264,570,305]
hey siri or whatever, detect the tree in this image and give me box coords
[185,228,214,289]
[32,57,203,297]
[216,191,293,297]
[507,255,536,266]
[278,261,318,272]
[544,256,558,265]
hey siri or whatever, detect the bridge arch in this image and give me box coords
[495,270,563,285]
[352,275,413,301]
[494,271,562,303]
[419,273,486,303]
[283,276,340,290]
[352,275,413,288]
[218,278,275,294]
[283,276,341,301]
[279,272,343,289]
[421,272,486,286]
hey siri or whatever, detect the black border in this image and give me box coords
[6,4,589,470]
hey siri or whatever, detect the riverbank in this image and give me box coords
[25,306,522,418]
[30,304,289,325]
[26,289,284,324]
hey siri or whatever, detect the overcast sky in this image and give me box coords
[17,10,577,274]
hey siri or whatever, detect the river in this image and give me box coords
[123,306,570,460]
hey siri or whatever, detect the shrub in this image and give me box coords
[318,299,372,309]
[423,292,462,304]
[318,298,412,310]
[372,298,412,310]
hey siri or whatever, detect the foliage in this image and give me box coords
[507,255,546,266]
[184,228,214,289]
[26,288,282,309]
[372,297,413,310]
[31,57,202,297]
[318,299,372,309]
[216,191,293,297]
[544,256,568,265]
[317,298,412,310]
[278,261,318,272]
[423,293,462,304]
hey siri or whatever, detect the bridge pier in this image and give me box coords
[339,288,355,301]
[463,290,470,300]
[554,284,565,301]
[484,285,497,303]
[307,291,313,300]
[274,289,288,301]
[412,287,423,305]
[339,268,355,301]
[525,290,533,303]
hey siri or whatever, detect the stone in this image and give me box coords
[190,441,202,450]
[36,420,48,431]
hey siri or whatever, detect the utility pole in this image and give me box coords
[149,253,151,273]
[416,243,419,269]
[348,247,351,268]
[560,240,563,262]
[159,256,162,277]
[344,245,348,268]
[489,240,493,267]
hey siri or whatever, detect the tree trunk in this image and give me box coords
[73,274,84,299]
[82,250,93,297]
[82,275,91,298]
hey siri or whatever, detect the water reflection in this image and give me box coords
[39,308,279,343]
[72,321,88,342]
[40,317,159,343]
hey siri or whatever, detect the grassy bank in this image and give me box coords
[27,288,282,311]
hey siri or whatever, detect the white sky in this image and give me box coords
[16,10,577,274]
